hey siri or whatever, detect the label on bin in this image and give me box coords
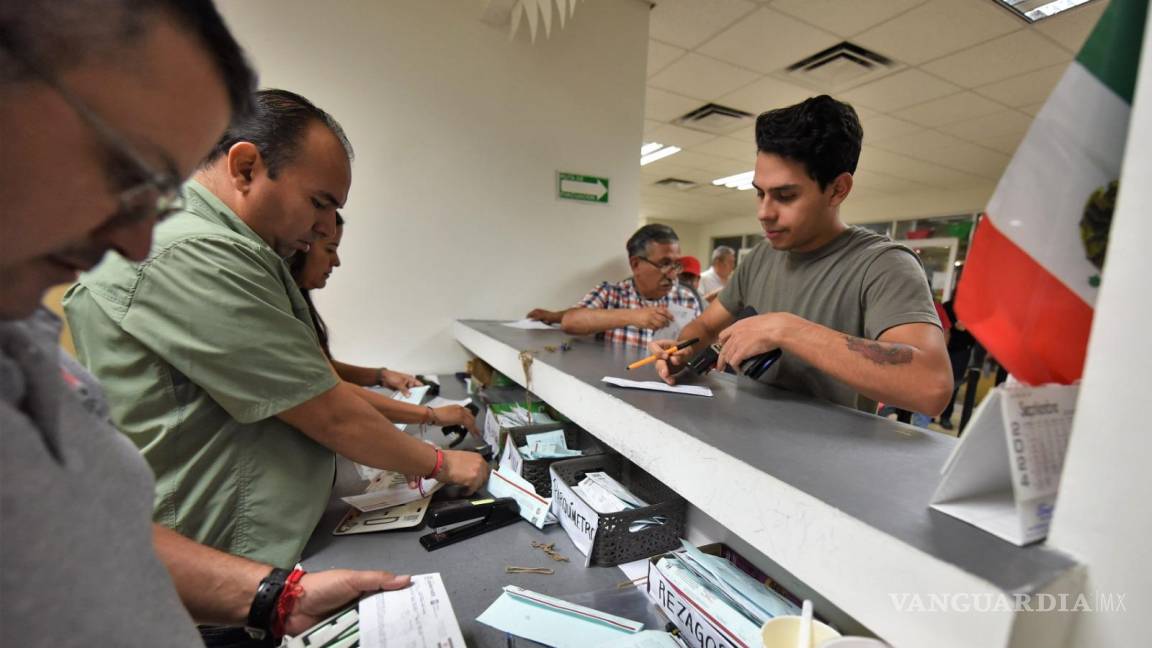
[550,469,599,565]
[647,558,748,648]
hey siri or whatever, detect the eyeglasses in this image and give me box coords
[635,256,684,274]
[1,39,186,226]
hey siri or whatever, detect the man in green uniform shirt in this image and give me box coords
[652,96,952,415]
[65,89,488,569]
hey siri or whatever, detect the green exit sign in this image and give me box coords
[557,172,609,204]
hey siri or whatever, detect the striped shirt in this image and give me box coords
[574,277,702,346]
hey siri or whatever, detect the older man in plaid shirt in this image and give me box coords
[561,224,702,347]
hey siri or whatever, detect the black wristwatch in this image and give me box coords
[245,567,290,640]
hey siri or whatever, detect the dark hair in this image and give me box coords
[289,213,345,358]
[201,88,353,178]
[626,223,679,258]
[754,95,862,190]
[0,0,256,117]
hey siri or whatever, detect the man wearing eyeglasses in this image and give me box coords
[1,3,413,647]
[561,223,703,346]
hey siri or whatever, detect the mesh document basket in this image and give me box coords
[550,454,686,567]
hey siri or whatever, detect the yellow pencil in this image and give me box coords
[626,337,699,370]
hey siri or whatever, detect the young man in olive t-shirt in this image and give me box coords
[650,96,953,414]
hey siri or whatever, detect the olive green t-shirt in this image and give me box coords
[62,180,340,568]
[718,227,940,411]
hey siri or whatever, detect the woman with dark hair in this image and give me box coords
[290,213,477,432]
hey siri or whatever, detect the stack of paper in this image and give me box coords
[656,541,798,645]
[518,428,583,460]
[492,403,558,427]
[572,472,666,532]
[342,470,442,512]
[573,471,648,513]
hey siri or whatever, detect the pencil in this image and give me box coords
[626,337,699,370]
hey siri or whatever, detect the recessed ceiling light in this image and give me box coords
[640,145,681,166]
[712,171,755,189]
[991,0,1098,22]
[640,142,664,156]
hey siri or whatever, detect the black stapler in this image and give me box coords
[418,497,521,551]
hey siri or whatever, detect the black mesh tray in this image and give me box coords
[550,454,686,567]
[505,422,605,497]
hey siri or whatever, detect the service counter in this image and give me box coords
[450,320,1082,648]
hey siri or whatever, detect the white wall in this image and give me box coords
[642,218,706,262]
[217,0,649,372]
[1047,9,1152,647]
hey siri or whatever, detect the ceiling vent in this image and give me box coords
[783,42,898,91]
[653,177,698,191]
[673,103,755,135]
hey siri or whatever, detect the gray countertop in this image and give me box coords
[453,320,1078,596]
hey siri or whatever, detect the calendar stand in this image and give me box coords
[931,383,1079,546]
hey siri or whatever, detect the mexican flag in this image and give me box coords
[956,0,1148,385]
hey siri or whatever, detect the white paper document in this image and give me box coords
[652,303,697,341]
[602,376,713,397]
[359,573,465,648]
[502,318,561,330]
[342,471,442,512]
[487,463,554,529]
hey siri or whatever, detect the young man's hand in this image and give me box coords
[715,313,801,372]
[648,338,692,384]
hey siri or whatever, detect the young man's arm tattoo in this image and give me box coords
[844,336,914,365]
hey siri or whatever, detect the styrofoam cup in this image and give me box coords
[759,615,840,647]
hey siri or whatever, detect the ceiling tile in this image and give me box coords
[645,123,719,149]
[1019,102,1044,116]
[696,7,841,74]
[649,0,758,49]
[1034,0,1109,53]
[892,91,1006,127]
[692,136,758,162]
[853,0,1021,65]
[852,169,931,194]
[869,130,1010,178]
[717,75,817,114]
[644,86,700,121]
[858,146,988,188]
[674,150,754,175]
[648,53,761,101]
[938,109,1032,155]
[938,109,1032,142]
[643,119,664,140]
[838,68,960,111]
[769,0,927,38]
[859,113,923,142]
[922,29,1071,88]
[973,62,1067,107]
[648,40,687,77]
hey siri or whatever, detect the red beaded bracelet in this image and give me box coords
[272,567,306,638]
